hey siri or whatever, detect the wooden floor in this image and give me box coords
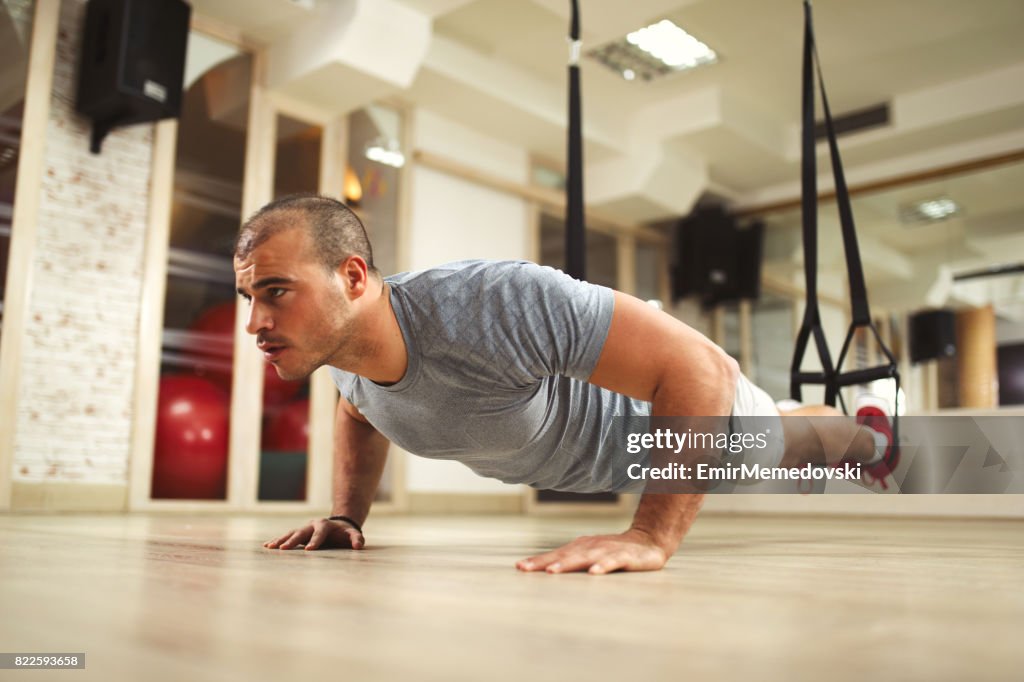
[0,513,1022,682]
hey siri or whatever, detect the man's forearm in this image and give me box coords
[331,418,390,525]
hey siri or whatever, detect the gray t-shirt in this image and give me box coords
[328,259,651,493]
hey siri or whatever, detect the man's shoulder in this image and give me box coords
[386,260,611,323]
[386,260,567,308]
[328,365,358,389]
[385,259,544,286]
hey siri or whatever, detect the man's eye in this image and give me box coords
[268,288,286,298]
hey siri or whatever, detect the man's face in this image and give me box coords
[233,226,365,381]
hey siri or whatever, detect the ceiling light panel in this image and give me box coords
[588,19,718,82]
[900,197,961,224]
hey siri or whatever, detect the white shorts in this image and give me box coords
[728,373,786,468]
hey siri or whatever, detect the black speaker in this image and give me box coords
[908,309,957,363]
[76,0,191,153]
[735,219,764,302]
[672,206,764,307]
[998,343,1024,405]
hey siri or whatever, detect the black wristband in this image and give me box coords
[327,515,363,534]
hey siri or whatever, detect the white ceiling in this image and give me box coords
[423,0,1024,200]
[190,0,1024,203]
[187,0,1024,314]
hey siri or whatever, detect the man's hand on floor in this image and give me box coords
[515,528,669,575]
[264,518,365,551]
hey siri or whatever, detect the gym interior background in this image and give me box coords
[0,1,1021,680]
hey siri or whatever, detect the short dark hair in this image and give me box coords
[235,194,377,275]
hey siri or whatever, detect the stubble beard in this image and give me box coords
[275,305,368,381]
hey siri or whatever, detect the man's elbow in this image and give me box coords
[701,344,739,411]
[654,341,739,413]
[718,348,740,392]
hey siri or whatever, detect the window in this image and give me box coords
[151,52,252,500]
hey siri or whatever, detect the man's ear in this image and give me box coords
[337,256,370,297]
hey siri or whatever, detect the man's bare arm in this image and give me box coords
[330,395,390,525]
[517,291,737,574]
[264,395,390,551]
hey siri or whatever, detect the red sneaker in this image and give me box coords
[854,394,900,488]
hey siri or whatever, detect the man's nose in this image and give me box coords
[245,302,272,335]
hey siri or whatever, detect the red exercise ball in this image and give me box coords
[260,360,303,410]
[186,301,302,408]
[151,375,231,500]
[186,301,236,390]
[263,399,310,452]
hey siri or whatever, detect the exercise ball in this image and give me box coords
[263,398,310,452]
[261,360,303,410]
[151,375,230,499]
[185,301,235,390]
[186,301,302,408]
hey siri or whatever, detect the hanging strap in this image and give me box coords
[565,0,586,280]
[790,1,900,434]
[790,0,837,405]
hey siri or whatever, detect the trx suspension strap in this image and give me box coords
[790,0,836,407]
[790,2,901,447]
[565,0,586,280]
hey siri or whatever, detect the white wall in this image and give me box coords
[401,108,531,494]
[997,317,1024,346]
[750,301,793,401]
[12,0,152,489]
[787,271,850,406]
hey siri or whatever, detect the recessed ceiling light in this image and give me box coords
[365,138,405,168]
[900,197,961,224]
[627,19,717,68]
[589,19,718,82]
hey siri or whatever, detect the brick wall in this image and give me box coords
[13,0,153,486]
